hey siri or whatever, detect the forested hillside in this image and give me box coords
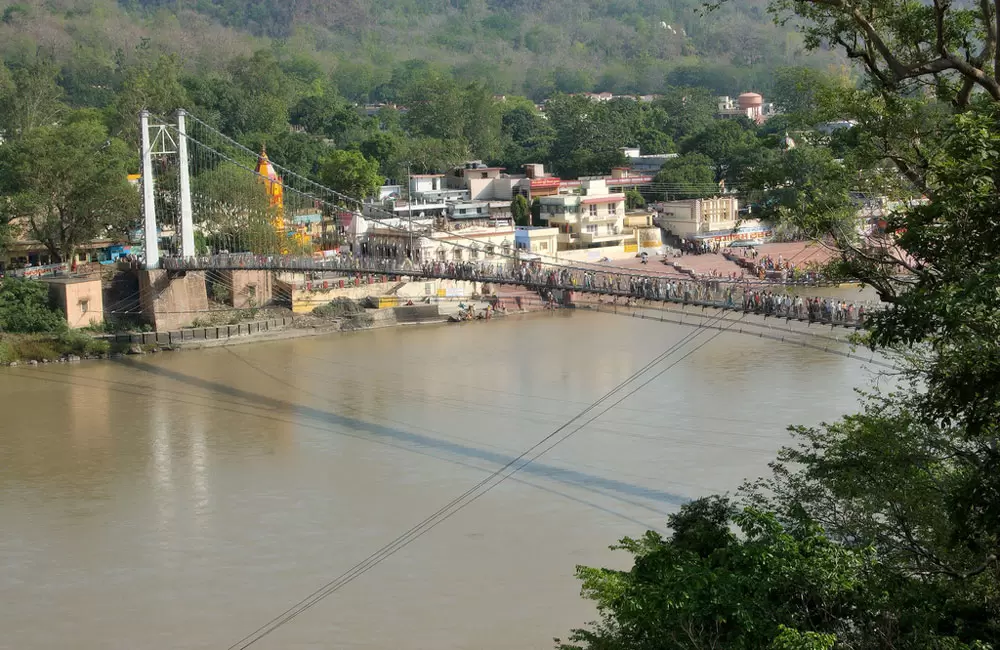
[0,0,850,260]
[0,0,838,103]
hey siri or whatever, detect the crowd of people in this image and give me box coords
[742,289,870,324]
[160,252,873,326]
[726,249,826,283]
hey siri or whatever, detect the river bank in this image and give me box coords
[1,291,554,366]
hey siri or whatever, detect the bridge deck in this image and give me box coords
[159,255,873,329]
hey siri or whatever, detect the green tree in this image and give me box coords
[770,67,853,128]
[497,103,553,173]
[109,55,189,146]
[242,131,327,178]
[0,110,139,263]
[395,136,468,176]
[0,59,65,140]
[404,78,502,160]
[510,194,529,226]
[558,498,876,650]
[653,153,717,199]
[192,162,280,253]
[545,95,633,178]
[740,145,854,236]
[317,149,384,200]
[653,88,718,141]
[567,1,1000,648]
[360,131,404,177]
[0,278,66,333]
[289,94,360,143]
[680,119,760,183]
[624,188,645,210]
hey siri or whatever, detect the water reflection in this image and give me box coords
[0,310,872,650]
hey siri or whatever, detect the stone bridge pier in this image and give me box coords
[213,269,275,309]
[138,269,278,330]
[139,269,209,331]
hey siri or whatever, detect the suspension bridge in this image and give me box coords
[132,110,875,333]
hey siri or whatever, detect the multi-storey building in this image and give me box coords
[537,180,629,251]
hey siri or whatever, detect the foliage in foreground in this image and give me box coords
[557,498,875,650]
[562,0,1000,644]
[0,278,66,334]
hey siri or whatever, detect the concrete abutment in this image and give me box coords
[139,269,209,331]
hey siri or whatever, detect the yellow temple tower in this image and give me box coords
[255,146,285,234]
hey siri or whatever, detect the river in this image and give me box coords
[0,309,873,650]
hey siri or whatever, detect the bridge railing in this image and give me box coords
[159,254,878,328]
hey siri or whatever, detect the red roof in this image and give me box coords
[582,196,623,205]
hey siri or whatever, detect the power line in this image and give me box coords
[223,308,743,650]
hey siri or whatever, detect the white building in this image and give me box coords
[538,179,629,251]
[656,196,767,243]
[514,226,558,258]
[347,214,517,264]
[717,92,772,124]
[621,147,679,173]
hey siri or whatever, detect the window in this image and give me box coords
[589,204,598,217]
[485,244,496,256]
[79,300,90,314]
[585,225,598,234]
[538,241,548,251]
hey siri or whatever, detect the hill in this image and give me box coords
[0,0,839,103]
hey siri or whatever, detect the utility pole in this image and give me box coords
[406,162,413,262]
[176,109,196,258]
[139,110,160,269]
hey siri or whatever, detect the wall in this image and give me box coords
[219,270,274,308]
[104,316,295,346]
[287,276,486,313]
[44,278,104,329]
[546,247,635,263]
[139,269,209,331]
[657,199,698,237]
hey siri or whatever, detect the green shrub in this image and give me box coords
[0,278,66,333]
[313,298,364,318]
[15,339,59,361]
[56,330,110,356]
[57,330,92,354]
[86,339,110,355]
[0,339,15,364]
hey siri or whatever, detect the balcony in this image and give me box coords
[579,231,627,244]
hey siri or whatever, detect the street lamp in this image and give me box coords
[406,162,413,261]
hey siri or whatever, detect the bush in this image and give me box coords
[15,339,59,361]
[0,278,66,333]
[0,339,15,364]
[57,330,110,356]
[313,297,364,318]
